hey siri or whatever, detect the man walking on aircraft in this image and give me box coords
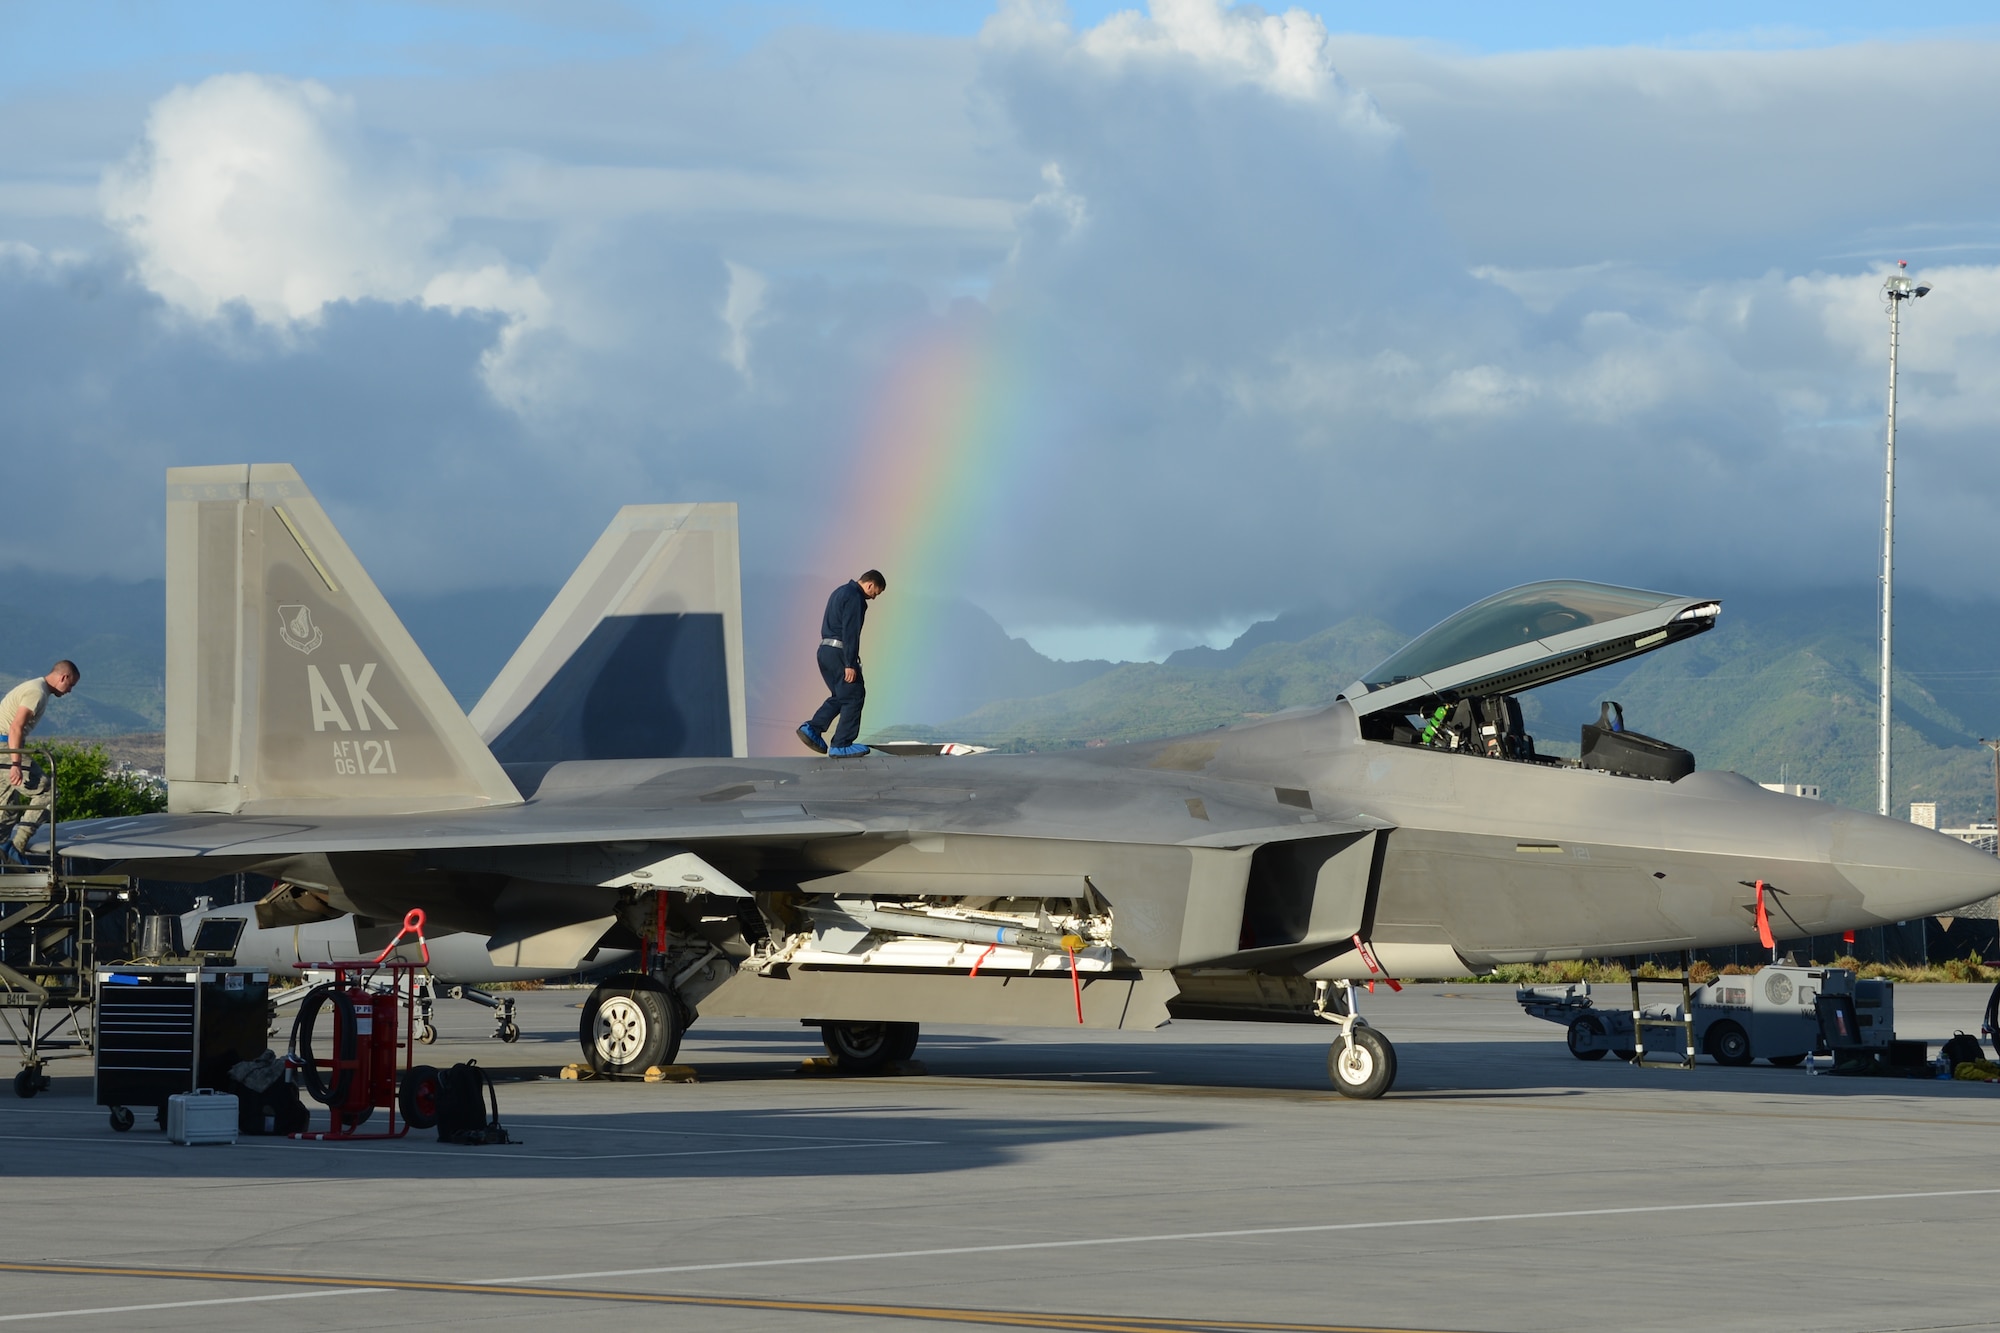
[1,659,79,858]
[798,571,885,758]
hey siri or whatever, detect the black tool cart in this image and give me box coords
[94,966,269,1132]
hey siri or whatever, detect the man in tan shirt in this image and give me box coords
[2,660,79,857]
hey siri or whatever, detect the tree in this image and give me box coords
[43,743,167,821]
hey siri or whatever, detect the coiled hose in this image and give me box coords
[289,983,358,1109]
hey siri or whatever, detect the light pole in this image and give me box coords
[1981,738,2000,854]
[1879,261,1930,817]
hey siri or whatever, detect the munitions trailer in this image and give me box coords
[1517,963,1894,1067]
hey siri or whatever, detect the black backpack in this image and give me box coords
[1940,1031,1984,1070]
[436,1061,514,1145]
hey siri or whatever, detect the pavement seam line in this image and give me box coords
[0,1288,380,1323]
[0,1262,1454,1333]
[487,1185,2000,1283]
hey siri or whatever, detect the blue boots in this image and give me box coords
[799,724,866,757]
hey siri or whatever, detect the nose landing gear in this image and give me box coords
[1317,981,1398,1099]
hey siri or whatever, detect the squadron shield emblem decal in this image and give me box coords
[277,604,324,655]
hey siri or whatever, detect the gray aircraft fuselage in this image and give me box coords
[213,698,1996,979]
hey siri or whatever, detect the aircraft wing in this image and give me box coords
[56,752,1374,860]
[55,803,863,860]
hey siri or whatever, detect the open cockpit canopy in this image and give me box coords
[1341,580,1719,718]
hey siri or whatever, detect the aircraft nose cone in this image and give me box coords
[1831,813,2000,921]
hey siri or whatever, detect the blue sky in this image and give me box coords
[6,0,1998,91]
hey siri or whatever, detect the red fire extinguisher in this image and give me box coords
[287,908,429,1139]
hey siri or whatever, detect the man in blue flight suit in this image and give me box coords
[798,570,886,758]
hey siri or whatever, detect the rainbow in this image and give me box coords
[768,315,1037,750]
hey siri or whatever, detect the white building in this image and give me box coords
[1905,803,1996,861]
[1942,821,1998,855]
[1761,782,1821,800]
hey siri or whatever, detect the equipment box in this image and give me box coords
[95,967,269,1130]
[167,1089,239,1145]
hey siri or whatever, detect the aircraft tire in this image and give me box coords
[1327,1027,1396,1099]
[499,1021,520,1044]
[820,1021,917,1073]
[108,1105,134,1133]
[400,1065,442,1129]
[14,1067,38,1098]
[1566,1015,1609,1061]
[580,975,682,1077]
[416,1023,437,1045]
[1707,1020,1753,1067]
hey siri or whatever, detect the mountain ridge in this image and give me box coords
[12,569,1998,824]
[887,585,2000,826]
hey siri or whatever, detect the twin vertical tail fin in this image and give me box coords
[470,504,747,764]
[165,465,522,815]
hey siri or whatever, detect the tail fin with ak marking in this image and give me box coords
[165,464,522,815]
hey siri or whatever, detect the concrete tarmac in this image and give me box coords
[4,981,1999,1332]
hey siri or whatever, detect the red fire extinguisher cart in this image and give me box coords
[288,909,431,1141]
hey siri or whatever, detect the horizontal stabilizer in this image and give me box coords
[471,504,747,763]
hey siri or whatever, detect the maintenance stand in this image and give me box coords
[0,744,135,1098]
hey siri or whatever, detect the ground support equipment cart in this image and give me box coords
[1518,963,1892,1067]
[286,909,433,1141]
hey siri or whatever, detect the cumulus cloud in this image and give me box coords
[102,73,544,337]
[104,76,435,323]
[1321,37,2000,273]
[995,0,1377,109]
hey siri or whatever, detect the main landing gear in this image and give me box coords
[817,1020,920,1073]
[579,974,685,1077]
[1318,981,1398,1100]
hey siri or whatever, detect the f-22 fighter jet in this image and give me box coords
[54,465,2000,1098]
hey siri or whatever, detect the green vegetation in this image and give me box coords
[43,742,167,820]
